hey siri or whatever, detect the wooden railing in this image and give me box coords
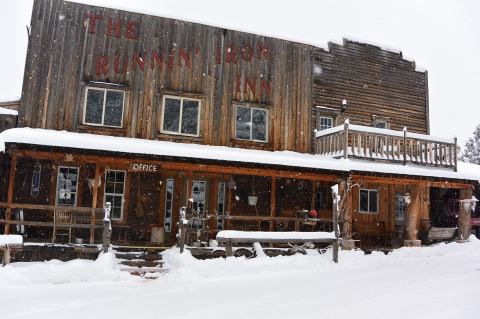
[315,121,458,171]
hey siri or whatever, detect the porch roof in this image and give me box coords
[1,127,479,182]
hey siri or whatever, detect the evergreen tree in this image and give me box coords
[461,124,480,164]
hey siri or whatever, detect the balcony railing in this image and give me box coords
[315,121,458,171]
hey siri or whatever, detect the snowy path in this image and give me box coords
[1,238,479,319]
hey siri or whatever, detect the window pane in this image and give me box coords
[57,167,79,206]
[104,91,124,127]
[360,190,369,212]
[320,117,333,130]
[369,191,378,213]
[252,109,267,141]
[374,121,387,129]
[236,106,251,140]
[181,99,199,135]
[85,89,104,124]
[163,98,181,132]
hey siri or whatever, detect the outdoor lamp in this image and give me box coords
[341,99,348,112]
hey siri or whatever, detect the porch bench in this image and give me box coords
[216,230,336,257]
[427,227,457,244]
[0,235,23,266]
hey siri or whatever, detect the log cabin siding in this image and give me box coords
[312,40,429,141]
[19,0,313,153]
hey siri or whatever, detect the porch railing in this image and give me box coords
[314,121,458,171]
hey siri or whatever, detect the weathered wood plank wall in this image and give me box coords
[312,39,429,137]
[19,0,313,153]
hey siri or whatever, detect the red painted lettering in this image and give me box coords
[95,56,109,77]
[114,55,128,74]
[167,48,175,69]
[106,17,121,38]
[245,78,256,98]
[241,44,254,63]
[85,13,102,34]
[178,48,191,67]
[258,43,269,59]
[225,45,237,64]
[132,53,146,71]
[125,21,139,40]
[150,50,165,71]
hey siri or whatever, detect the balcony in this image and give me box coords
[314,121,458,171]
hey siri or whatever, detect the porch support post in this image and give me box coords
[4,154,17,235]
[458,187,474,241]
[90,165,101,244]
[404,186,421,247]
[270,177,276,231]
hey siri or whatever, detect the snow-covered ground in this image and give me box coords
[1,238,479,319]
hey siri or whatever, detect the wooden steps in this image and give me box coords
[112,247,167,279]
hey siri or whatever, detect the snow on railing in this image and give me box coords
[315,120,458,171]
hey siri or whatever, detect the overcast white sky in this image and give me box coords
[1,0,479,147]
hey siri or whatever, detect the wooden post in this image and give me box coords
[177,207,186,253]
[332,185,339,263]
[270,177,276,231]
[454,137,458,172]
[102,202,112,253]
[343,120,349,159]
[402,127,407,166]
[404,187,421,246]
[458,188,474,241]
[90,165,101,244]
[4,155,17,235]
[225,239,233,257]
[1,246,11,266]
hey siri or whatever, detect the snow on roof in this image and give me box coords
[0,128,479,182]
[0,107,18,116]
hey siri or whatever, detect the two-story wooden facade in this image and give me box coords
[1,0,478,249]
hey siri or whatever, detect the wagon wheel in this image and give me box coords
[234,247,254,258]
[211,249,226,258]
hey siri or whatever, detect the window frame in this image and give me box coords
[319,116,334,131]
[372,115,390,129]
[359,188,379,214]
[217,182,226,230]
[55,166,79,207]
[164,178,174,232]
[103,169,126,221]
[82,86,125,128]
[234,104,269,143]
[160,95,201,137]
[395,194,406,221]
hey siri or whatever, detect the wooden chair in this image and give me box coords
[52,211,73,243]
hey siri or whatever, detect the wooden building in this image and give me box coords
[0,0,478,250]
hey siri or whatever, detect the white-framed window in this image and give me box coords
[160,95,201,136]
[373,120,388,129]
[83,87,125,128]
[217,182,226,229]
[104,170,126,220]
[235,105,268,142]
[56,166,79,207]
[359,189,378,214]
[319,116,334,131]
[164,178,174,232]
[395,194,406,221]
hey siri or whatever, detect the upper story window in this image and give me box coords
[319,116,334,131]
[235,105,268,142]
[359,189,378,214]
[83,87,125,128]
[161,95,201,136]
[372,115,389,129]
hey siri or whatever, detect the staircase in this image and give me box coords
[113,246,167,279]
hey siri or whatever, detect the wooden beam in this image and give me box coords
[351,174,472,189]
[0,202,104,214]
[90,165,101,244]
[0,219,103,229]
[4,155,17,235]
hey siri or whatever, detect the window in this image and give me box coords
[161,96,200,136]
[395,194,406,221]
[373,120,388,129]
[164,178,174,232]
[235,105,268,142]
[319,116,334,131]
[217,182,226,229]
[83,87,125,127]
[359,189,378,214]
[316,190,325,210]
[56,167,79,206]
[104,170,126,220]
